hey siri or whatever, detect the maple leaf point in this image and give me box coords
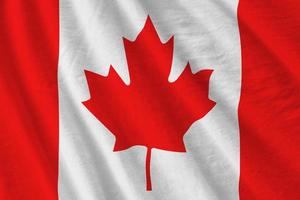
[83,16,216,191]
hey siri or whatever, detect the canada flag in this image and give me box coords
[0,1,300,200]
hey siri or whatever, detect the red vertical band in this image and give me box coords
[238,1,300,199]
[0,0,59,199]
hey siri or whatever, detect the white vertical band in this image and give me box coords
[58,1,241,199]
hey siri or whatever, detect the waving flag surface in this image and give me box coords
[0,0,299,200]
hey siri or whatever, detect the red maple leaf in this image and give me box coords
[83,16,216,191]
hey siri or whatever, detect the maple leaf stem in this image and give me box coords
[146,147,152,191]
